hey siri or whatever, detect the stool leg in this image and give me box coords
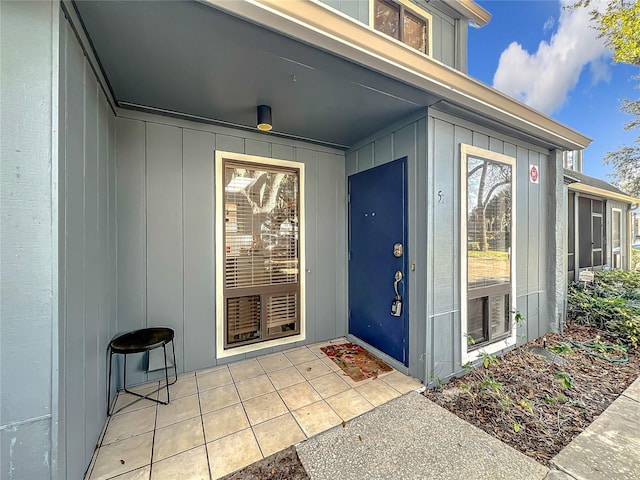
[170,339,177,385]
[161,344,170,405]
[107,348,113,416]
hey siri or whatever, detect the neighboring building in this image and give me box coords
[2,0,594,477]
[563,152,640,279]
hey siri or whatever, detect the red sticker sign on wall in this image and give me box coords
[529,164,539,184]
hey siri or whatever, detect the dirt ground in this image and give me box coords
[222,322,640,476]
[427,322,640,466]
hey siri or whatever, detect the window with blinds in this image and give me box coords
[373,0,430,55]
[223,160,301,348]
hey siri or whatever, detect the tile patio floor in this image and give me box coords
[85,339,423,480]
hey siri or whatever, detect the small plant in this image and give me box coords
[513,422,522,433]
[519,398,534,414]
[498,395,514,409]
[556,371,574,389]
[479,352,500,368]
[556,392,568,403]
[548,342,575,355]
[429,375,443,389]
[544,394,556,404]
[462,361,474,373]
[460,382,475,397]
[465,334,476,346]
[513,310,525,325]
[481,375,502,393]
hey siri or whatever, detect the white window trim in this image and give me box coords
[460,144,517,365]
[368,0,433,58]
[612,207,623,267]
[215,151,306,359]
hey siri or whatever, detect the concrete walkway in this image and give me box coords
[297,378,640,480]
[552,376,640,480]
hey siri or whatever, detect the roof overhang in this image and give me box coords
[443,0,491,27]
[207,0,591,151]
[568,183,640,206]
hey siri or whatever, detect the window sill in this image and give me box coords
[216,331,306,360]
[461,329,516,365]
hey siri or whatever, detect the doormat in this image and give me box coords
[320,343,393,382]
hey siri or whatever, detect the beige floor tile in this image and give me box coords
[236,374,275,401]
[158,375,197,402]
[150,445,209,480]
[202,403,250,443]
[325,389,373,421]
[267,366,306,390]
[152,417,205,463]
[292,400,342,438]
[278,382,322,411]
[296,359,332,380]
[102,406,156,445]
[89,432,153,480]
[111,387,159,416]
[380,371,422,393]
[228,359,265,382]
[207,428,263,479]
[199,384,240,415]
[309,373,350,398]
[155,394,200,429]
[128,381,160,395]
[306,341,332,358]
[318,356,342,372]
[252,413,306,457]
[355,379,402,406]
[108,465,150,479]
[257,352,293,373]
[196,367,233,392]
[284,347,318,365]
[243,392,288,425]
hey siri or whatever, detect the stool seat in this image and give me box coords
[110,327,174,354]
[107,327,177,415]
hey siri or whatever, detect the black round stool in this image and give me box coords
[107,327,177,415]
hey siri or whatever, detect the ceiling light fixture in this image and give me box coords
[257,105,273,131]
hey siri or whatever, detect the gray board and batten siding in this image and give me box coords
[346,108,560,384]
[317,0,467,72]
[115,110,348,385]
[58,13,119,480]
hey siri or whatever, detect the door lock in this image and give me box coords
[393,243,403,258]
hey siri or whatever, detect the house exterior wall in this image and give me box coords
[346,108,560,383]
[0,2,58,478]
[317,0,466,71]
[115,111,347,384]
[56,13,119,479]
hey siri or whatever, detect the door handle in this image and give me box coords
[391,271,403,317]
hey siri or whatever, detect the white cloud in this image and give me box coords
[543,16,555,33]
[492,0,611,115]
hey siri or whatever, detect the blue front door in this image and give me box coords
[348,158,408,365]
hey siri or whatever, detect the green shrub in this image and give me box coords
[567,270,640,348]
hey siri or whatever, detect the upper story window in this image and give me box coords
[563,150,583,172]
[373,0,432,55]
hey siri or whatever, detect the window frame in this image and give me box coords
[215,151,306,359]
[612,207,622,269]
[460,144,517,364]
[370,0,433,56]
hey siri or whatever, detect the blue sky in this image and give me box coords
[468,0,639,181]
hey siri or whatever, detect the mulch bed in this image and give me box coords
[426,322,640,466]
[219,446,309,480]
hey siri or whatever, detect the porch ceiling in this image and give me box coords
[73,0,438,148]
